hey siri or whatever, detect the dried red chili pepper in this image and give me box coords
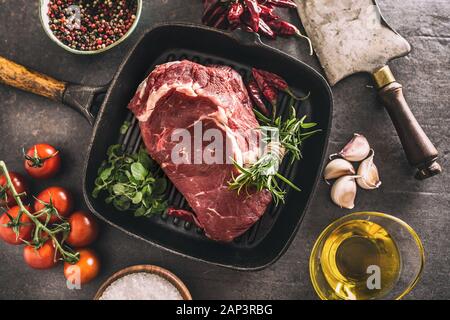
[201,0,311,52]
[243,0,261,32]
[253,68,288,91]
[205,4,228,27]
[167,207,196,224]
[242,25,255,33]
[252,68,266,90]
[252,70,278,119]
[262,86,278,108]
[246,79,271,116]
[267,19,313,55]
[202,0,220,23]
[265,0,297,9]
[258,19,276,39]
[213,10,230,29]
[266,19,298,36]
[203,0,218,10]
[227,1,245,29]
[253,67,301,100]
[259,4,279,22]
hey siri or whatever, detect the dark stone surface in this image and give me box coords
[0,0,449,299]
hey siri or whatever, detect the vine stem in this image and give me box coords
[0,161,79,263]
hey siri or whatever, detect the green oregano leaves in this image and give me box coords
[93,145,168,217]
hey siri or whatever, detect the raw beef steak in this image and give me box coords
[128,60,272,242]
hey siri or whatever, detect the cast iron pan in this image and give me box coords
[0,23,333,270]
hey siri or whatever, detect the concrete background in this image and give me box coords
[0,0,448,299]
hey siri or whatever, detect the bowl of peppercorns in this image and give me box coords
[40,0,142,54]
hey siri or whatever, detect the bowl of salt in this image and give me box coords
[94,265,192,300]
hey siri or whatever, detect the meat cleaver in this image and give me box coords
[295,0,441,179]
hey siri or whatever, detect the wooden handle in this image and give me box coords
[378,81,442,179]
[0,56,66,101]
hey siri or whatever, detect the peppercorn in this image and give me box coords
[47,0,138,52]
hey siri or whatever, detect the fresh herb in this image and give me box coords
[92,145,168,217]
[256,103,321,163]
[229,99,321,204]
[120,121,131,135]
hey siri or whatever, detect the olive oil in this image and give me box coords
[320,220,401,300]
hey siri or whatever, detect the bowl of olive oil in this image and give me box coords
[310,212,424,300]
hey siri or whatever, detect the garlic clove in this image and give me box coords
[357,150,382,190]
[337,133,371,162]
[331,175,358,209]
[324,158,356,181]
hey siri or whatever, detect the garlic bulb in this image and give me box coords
[331,175,358,209]
[324,159,355,181]
[357,151,382,190]
[335,133,371,162]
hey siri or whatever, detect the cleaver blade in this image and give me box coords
[296,0,410,85]
[295,0,441,179]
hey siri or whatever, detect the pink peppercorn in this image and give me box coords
[47,0,138,51]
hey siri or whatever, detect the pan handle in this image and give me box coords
[0,56,66,100]
[0,56,107,125]
[62,83,108,125]
[374,66,442,180]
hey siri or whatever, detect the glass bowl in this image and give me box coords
[310,212,424,300]
[39,0,142,55]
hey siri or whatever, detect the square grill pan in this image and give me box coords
[83,24,333,270]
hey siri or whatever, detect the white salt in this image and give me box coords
[99,272,183,300]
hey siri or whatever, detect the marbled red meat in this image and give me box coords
[128,60,271,242]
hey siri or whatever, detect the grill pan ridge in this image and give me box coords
[83,23,333,270]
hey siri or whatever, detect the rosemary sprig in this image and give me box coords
[229,99,321,204]
[255,105,322,163]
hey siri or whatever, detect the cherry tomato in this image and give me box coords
[34,187,73,224]
[23,240,59,269]
[24,144,61,179]
[66,211,98,247]
[64,249,100,285]
[0,172,28,208]
[0,205,33,245]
